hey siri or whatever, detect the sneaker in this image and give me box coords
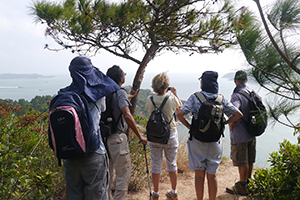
[226,181,249,195]
[166,190,179,200]
[151,191,159,200]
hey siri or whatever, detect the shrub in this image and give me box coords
[249,139,300,199]
[129,115,151,191]
[0,101,65,199]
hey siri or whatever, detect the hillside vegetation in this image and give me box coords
[1,88,299,199]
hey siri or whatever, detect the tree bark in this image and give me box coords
[129,45,158,114]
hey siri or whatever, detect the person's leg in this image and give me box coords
[194,169,205,200]
[169,171,178,191]
[248,139,256,180]
[247,163,253,179]
[152,173,161,192]
[108,157,114,200]
[108,133,131,200]
[149,142,163,194]
[81,153,109,200]
[238,165,248,182]
[205,141,222,200]
[164,144,178,192]
[206,173,217,200]
[63,159,83,200]
[227,141,250,195]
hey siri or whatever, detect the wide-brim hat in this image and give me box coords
[59,56,120,102]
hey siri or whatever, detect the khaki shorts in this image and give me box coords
[230,139,256,166]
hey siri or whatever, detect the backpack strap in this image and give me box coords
[194,92,207,103]
[195,92,223,103]
[150,96,172,124]
[150,95,170,111]
[238,90,251,100]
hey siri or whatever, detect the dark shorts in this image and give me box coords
[230,139,256,166]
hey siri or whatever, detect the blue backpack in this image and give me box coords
[48,91,100,166]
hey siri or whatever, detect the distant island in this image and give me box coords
[222,72,235,80]
[0,73,55,79]
[222,71,255,83]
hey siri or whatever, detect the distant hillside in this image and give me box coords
[222,72,256,83]
[222,72,235,80]
[0,73,55,79]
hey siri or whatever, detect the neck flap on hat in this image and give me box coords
[59,56,120,102]
[201,71,219,93]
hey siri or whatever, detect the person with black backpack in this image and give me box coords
[177,71,243,200]
[105,65,148,200]
[226,70,265,196]
[145,72,182,200]
[50,56,120,200]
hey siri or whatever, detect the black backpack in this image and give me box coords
[238,90,267,136]
[100,90,123,153]
[48,91,100,166]
[146,96,172,144]
[190,92,225,142]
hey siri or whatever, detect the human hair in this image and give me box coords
[234,70,247,84]
[151,72,170,95]
[106,65,125,84]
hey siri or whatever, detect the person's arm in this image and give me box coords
[225,110,243,131]
[121,105,148,145]
[169,87,183,108]
[176,109,190,129]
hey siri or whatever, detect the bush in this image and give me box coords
[249,139,300,199]
[129,115,151,191]
[0,101,65,199]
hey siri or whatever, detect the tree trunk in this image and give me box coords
[130,45,158,114]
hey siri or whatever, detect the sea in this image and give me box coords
[0,72,298,168]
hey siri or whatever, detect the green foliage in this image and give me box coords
[236,0,300,129]
[249,139,300,199]
[0,101,65,199]
[1,95,53,116]
[128,115,150,191]
[30,0,249,58]
[124,86,153,118]
[0,91,154,198]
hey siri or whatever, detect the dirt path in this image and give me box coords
[127,161,258,200]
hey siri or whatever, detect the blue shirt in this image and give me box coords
[88,98,106,154]
[180,91,238,119]
[230,84,257,144]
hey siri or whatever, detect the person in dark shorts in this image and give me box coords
[226,70,261,195]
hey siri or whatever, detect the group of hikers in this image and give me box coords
[49,56,261,200]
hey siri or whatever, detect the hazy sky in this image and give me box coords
[0,0,272,76]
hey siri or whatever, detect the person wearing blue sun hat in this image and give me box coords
[59,56,120,200]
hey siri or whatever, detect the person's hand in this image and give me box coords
[229,121,240,131]
[170,87,177,95]
[140,135,148,145]
[130,88,139,97]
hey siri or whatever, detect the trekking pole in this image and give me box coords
[143,144,152,200]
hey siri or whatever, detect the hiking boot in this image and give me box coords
[151,191,159,200]
[166,190,179,200]
[226,181,249,195]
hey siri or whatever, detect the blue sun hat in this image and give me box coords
[59,56,120,102]
[199,71,219,93]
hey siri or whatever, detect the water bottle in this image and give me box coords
[107,117,113,135]
[251,116,256,124]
